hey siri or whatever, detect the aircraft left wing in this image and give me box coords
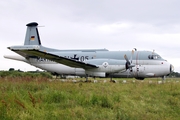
[9,47,98,69]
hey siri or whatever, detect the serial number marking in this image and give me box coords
[64,54,89,62]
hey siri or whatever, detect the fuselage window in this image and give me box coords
[148,55,160,60]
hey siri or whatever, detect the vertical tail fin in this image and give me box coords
[24,22,41,45]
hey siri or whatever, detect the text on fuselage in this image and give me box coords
[64,54,89,62]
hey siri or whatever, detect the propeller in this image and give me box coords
[124,53,135,78]
[124,54,135,70]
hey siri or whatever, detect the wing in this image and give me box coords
[11,49,98,69]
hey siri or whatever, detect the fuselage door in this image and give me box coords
[131,51,144,78]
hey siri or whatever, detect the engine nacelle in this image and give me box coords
[85,59,126,74]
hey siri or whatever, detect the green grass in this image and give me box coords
[0,77,180,120]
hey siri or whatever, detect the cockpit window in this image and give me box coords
[148,55,161,59]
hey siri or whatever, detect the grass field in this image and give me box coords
[0,76,180,120]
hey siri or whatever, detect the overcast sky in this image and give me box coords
[0,0,180,72]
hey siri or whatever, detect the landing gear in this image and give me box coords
[85,74,91,82]
[162,76,166,80]
[85,74,88,82]
[110,75,116,83]
[110,75,112,82]
[135,77,145,80]
[106,73,114,82]
[162,76,166,83]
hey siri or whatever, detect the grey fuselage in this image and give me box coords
[25,46,172,79]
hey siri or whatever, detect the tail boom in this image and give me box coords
[4,55,28,62]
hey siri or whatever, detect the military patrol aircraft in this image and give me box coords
[4,22,174,81]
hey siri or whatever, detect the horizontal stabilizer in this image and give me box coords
[8,45,40,50]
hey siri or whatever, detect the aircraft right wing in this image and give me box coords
[11,48,98,69]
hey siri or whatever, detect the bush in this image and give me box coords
[0,71,52,79]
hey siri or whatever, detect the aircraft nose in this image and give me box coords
[170,64,174,73]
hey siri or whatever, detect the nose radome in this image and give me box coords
[170,64,174,73]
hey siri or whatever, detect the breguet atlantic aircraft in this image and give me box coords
[4,22,174,81]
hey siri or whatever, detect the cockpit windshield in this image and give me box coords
[148,55,161,60]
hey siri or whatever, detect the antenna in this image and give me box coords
[38,26,45,27]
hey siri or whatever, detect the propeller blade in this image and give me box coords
[124,54,129,63]
[124,54,135,69]
[131,50,134,63]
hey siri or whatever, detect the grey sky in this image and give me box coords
[0,0,180,72]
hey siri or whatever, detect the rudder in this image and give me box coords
[24,22,41,45]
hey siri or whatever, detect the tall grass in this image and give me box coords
[0,77,180,119]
